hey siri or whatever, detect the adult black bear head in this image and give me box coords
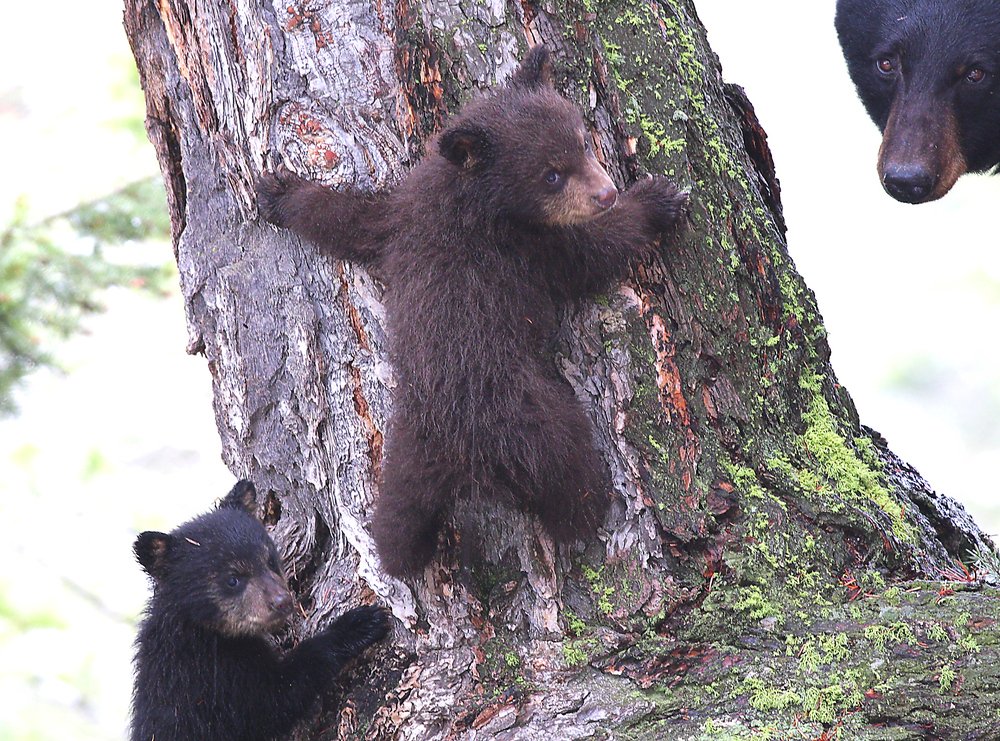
[437,45,619,226]
[836,0,1000,203]
[134,480,294,637]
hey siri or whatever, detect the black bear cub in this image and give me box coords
[836,0,1000,203]
[131,480,389,741]
[258,45,686,577]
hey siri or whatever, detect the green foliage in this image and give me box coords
[67,178,171,244]
[864,621,916,650]
[562,640,591,667]
[0,590,64,632]
[0,179,171,414]
[732,585,780,622]
[583,565,615,615]
[957,634,981,653]
[741,676,800,712]
[938,663,957,693]
[927,623,949,642]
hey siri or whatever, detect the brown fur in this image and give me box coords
[257,46,686,577]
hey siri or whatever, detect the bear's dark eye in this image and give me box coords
[876,57,895,75]
[226,575,242,589]
[965,67,987,84]
[544,170,562,187]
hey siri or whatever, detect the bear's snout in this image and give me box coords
[593,185,618,211]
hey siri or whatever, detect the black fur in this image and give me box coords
[836,0,1000,202]
[258,45,686,577]
[130,481,390,741]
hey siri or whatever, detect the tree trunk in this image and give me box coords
[124,0,1000,738]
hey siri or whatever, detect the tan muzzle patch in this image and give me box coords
[544,158,618,226]
[877,93,967,203]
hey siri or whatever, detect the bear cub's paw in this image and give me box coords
[322,605,392,657]
[627,175,689,233]
[256,168,308,228]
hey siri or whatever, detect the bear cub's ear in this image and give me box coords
[135,531,173,580]
[439,124,494,169]
[218,479,257,515]
[509,45,553,90]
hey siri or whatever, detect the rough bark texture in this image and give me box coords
[124,0,1000,738]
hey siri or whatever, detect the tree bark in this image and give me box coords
[124,0,1000,738]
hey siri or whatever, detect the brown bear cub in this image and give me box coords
[130,481,390,741]
[258,46,686,577]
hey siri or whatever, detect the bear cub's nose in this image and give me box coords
[269,590,293,616]
[593,186,618,210]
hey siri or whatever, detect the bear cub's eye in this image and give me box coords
[225,574,243,589]
[965,67,987,84]
[876,57,896,75]
[544,170,563,187]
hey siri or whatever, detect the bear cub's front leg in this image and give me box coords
[625,175,688,236]
[257,168,390,266]
[305,604,392,669]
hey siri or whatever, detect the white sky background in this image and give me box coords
[0,0,998,738]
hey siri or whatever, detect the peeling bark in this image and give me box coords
[124,0,1000,738]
